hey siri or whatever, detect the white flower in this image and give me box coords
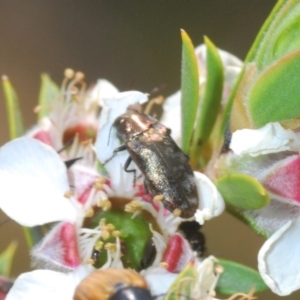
[230,122,300,157]
[0,137,122,271]
[229,122,300,295]
[6,267,88,300]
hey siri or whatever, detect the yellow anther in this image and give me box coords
[33,105,42,113]
[99,218,106,226]
[159,262,169,269]
[215,264,224,275]
[153,194,164,202]
[75,71,85,82]
[125,200,143,213]
[173,208,181,217]
[94,179,104,190]
[105,224,115,232]
[97,199,112,211]
[104,243,116,252]
[154,95,164,105]
[64,191,72,198]
[95,240,104,250]
[86,258,95,265]
[64,68,75,79]
[85,207,94,218]
[148,128,154,134]
[112,230,121,237]
[101,229,110,240]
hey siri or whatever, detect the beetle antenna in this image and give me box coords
[107,124,114,146]
[57,138,74,153]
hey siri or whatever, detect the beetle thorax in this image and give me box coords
[114,111,155,142]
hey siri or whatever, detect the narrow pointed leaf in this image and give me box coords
[2,76,24,139]
[38,74,60,119]
[249,51,300,127]
[0,241,17,276]
[180,29,199,154]
[216,173,270,210]
[216,258,268,295]
[190,37,223,164]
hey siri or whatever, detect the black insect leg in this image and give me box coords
[103,145,127,165]
[143,179,149,194]
[123,156,137,186]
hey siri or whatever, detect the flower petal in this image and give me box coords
[143,268,177,296]
[6,270,75,300]
[160,91,182,145]
[0,137,76,226]
[258,217,300,295]
[230,122,300,157]
[95,91,148,191]
[32,222,81,270]
[194,172,225,225]
[89,79,119,106]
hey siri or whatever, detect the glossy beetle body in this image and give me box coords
[74,269,152,300]
[113,110,199,218]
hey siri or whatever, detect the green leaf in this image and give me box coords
[180,29,199,154]
[166,261,198,300]
[216,258,268,295]
[246,0,300,69]
[190,36,223,166]
[249,50,300,127]
[216,173,270,210]
[0,241,17,276]
[38,73,60,119]
[228,0,300,130]
[2,76,24,139]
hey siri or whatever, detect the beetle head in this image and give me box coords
[113,110,156,142]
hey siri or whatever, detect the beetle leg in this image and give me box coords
[123,156,137,185]
[143,179,149,194]
[113,144,127,153]
[103,145,127,165]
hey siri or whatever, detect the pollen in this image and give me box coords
[104,223,115,232]
[33,105,42,113]
[99,218,106,226]
[112,230,121,237]
[104,243,116,252]
[63,190,72,198]
[125,200,143,213]
[95,241,104,250]
[64,68,75,79]
[97,199,112,211]
[173,208,181,217]
[101,229,110,240]
[148,128,154,134]
[153,194,164,202]
[75,71,85,82]
[159,262,169,268]
[85,207,94,218]
[215,264,224,275]
[94,177,105,190]
[86,258,95,265]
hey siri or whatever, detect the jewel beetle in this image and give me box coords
[74,268,153,300]
[112,110,199,218]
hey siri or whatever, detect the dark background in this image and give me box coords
[1,1,298,299]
